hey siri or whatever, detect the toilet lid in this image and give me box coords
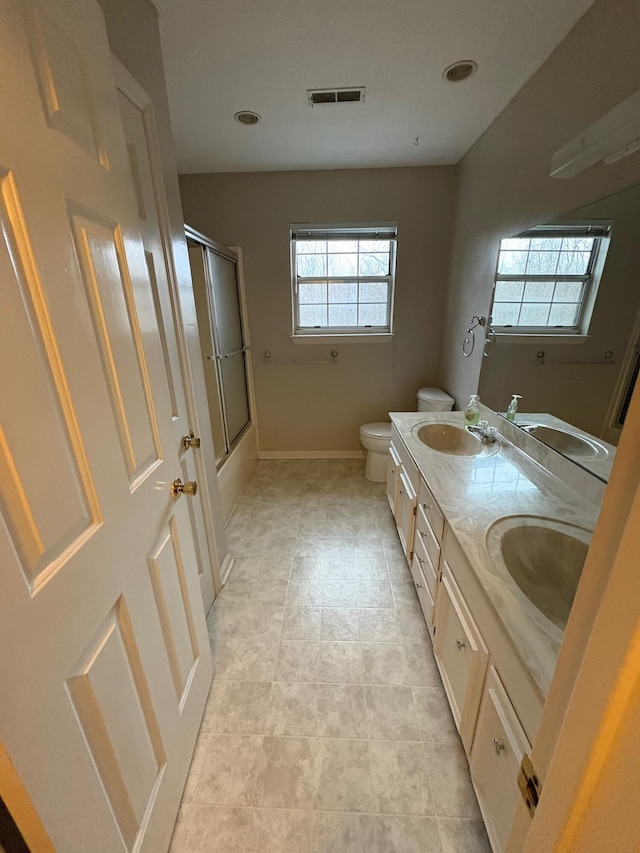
[417,387,454,405]
[360,422,391,438]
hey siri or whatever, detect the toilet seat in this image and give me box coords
[359,422,392,440]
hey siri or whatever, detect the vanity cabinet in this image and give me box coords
[396,469,417,564]
[433,560,489,752]
[386,442,402,517]
[470,666,531,852]
[410,532,438,625]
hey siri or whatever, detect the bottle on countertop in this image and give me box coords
[506,394,522,422]
[464,394,481,429]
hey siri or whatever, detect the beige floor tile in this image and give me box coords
[290,555,324,580]
[403,644,440,687]
[321,607,360,640]
[201,682,272,735]
[264,682,320,736]
[318,641,364,683]
[275,640,321,682]
[362,643,414,685]
[182,734,262,806]
[253,736,317,809]
[357,578,394,608]
[217,578,289,608]
[322,580,358,607]
[390,579,420,607]
[281,606,323,639]
[210,603,284,640]
[170,804,312,853]
[314,739,371,812]
[424,743,483,819]
[287,578,323,607]
[396,605,431,643]
[365,685,422,741]
[437,817,492,852]
[211,638,278,681]
[412,687,459,743]
[369,740,434,815]
[317,684,368,738]
[358,608,403,642]
[310,812,442,853]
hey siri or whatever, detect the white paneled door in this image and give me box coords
[0,1,212,851]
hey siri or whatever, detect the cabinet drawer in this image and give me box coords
[418,479,444,542]
[396,469,417,565]
[415,505,440,570]
[386,443,402,517]
[434,561,489,753]
[410,549,435,627]
[470,666,531,853]
[413,529,438,601]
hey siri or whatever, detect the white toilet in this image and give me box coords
[360,387,454,482]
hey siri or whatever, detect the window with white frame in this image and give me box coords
[290,223,397,336]
[490,224,610,334]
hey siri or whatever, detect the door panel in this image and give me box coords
[0,2,212,850]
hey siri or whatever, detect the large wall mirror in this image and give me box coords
[479,183,640,483]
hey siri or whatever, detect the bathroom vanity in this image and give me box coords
[387,410,601,852]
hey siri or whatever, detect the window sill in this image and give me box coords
[290,333,395,345]
[494,333,591,345]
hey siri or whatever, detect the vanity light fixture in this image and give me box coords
[234,110,261,126]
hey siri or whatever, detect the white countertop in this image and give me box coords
[390,411,601,697]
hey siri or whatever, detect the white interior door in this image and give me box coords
[0,1,212,850]
[115,64,216,613]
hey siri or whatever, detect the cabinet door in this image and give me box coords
[433,561,489,752]
[396,469,417,565]
[410,537,437,628]
[386,442,402,518]
[470,666,531,853]
[415,504,441,570]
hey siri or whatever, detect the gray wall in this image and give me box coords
[179,167,457,452]
[439,0,640,410]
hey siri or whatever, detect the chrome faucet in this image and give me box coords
[467,420,499,443]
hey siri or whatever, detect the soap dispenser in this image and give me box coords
[464,394,481,429]
[506,394,522,422]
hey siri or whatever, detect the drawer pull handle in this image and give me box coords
[422,503,431,510]
[418,529,426,539]
[415,581,423,589]
[493,738,505,755]
[456,638,466,650]
[417,555,425,566]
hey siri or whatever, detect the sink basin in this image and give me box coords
[519,424,604,460]
[487,516,591,630]
[414,423,497,457]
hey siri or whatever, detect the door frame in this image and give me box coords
[113,58,222,600]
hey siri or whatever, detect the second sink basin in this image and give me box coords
[519,423,605,460]
[414,423,497,457]
[487,516,591,630]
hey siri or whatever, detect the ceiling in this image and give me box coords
[154,0,595,174]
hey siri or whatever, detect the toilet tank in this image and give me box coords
[417,387,454,412]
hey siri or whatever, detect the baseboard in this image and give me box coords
[219,552,235,588]
[257,450,366,460]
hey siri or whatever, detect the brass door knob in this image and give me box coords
[171,478,198,500]
[182,431,201,450]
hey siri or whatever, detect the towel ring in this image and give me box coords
[462,315,486,358]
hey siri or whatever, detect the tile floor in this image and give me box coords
[169,459,491,852]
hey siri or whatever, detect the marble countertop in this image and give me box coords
[389,410,601,698]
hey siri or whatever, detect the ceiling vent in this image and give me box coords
[307,87,366,106]
[442,61,478,83]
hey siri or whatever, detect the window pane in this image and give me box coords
[359,239,391,253]
[331,239,359,253]
[327,253,358,276]
[299,305,328,327]
[328,282,357,303]
[554,281,584,302]
[526,252,559,275]
[328,304,357,326]
[298,282,327,304]
[494,280,524,302]
[519,303,551,325]
[561,237,594,253]
[296,240,326,254]
[548,303,580,326]
[498,251,527,274]
[557,251,591,275]
[529,237,562,252]
[359,253,389,275]
[359,281,388,303]
[501,238,530,251]
[524,281,554,302]
[492,303,520,325]
[358,303,387,326]
[298,254,327,276]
